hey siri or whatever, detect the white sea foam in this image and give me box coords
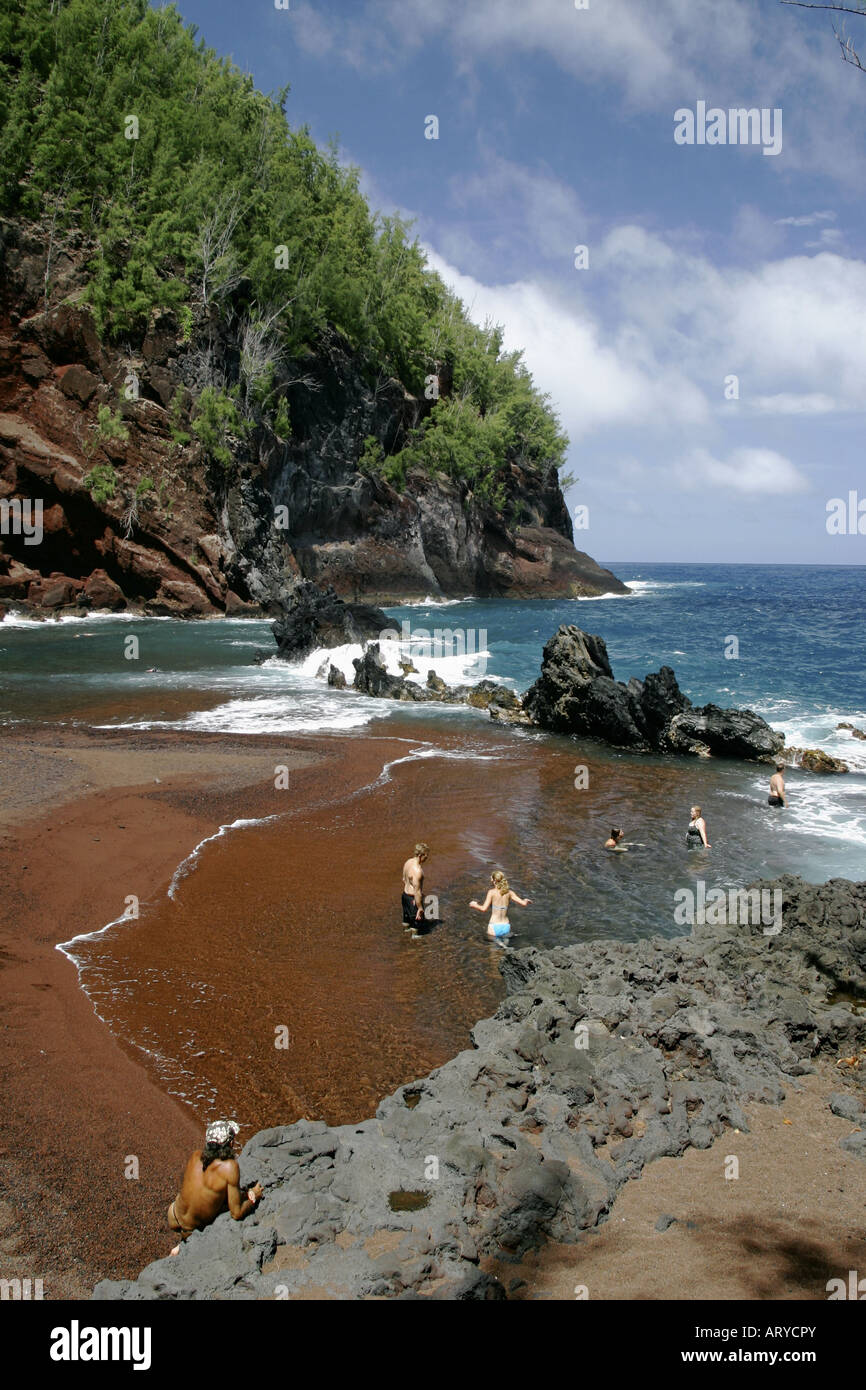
[168,815,281,898]
[0,610,166,629]
[619,579,706,594]
[301,634,506,692]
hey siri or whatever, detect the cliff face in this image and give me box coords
[0,219,627,620]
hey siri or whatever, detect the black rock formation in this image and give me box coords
[271,582,389,660]
[523,626,784,761]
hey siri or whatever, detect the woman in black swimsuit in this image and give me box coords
[686,804,710,848]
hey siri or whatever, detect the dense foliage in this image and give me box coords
[1,0,569,496]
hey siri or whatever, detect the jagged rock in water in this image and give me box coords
[524,625,783,761]
[666,706,784,761]
[465,679,520,711]
[327,664,346,689]
[272,582,388,660]
[352,643,432,701]
[425,670,450,697]
[787,747,849,774]
[523,626,657,748]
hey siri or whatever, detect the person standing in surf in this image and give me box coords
[470,870,531,940]
[686,805,710,848]
[768,764,787,808]
[402,842,429,931]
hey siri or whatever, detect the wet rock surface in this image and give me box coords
[787,747,849,774]
[334,625,788,763]
[271,582,388,660]
[94,875,866,1301]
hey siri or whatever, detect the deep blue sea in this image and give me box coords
[2,561,863,747]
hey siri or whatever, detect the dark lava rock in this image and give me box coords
[666,705,784,761]
[272,581,389,660]
[95,875,866,1302]
[524,626,783,761]
[353,643,431,701]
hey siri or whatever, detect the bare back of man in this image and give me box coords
[168,1151,261,1251]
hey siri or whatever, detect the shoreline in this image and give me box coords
[0,724,335,1298]
[98,869,866,1302]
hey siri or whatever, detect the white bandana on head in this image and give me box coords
[205,1119,239,1146]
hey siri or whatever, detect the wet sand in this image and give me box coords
[0,724,346,1298]
[0,718,518,1298]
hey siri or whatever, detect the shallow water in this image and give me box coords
[61,716,863,1138]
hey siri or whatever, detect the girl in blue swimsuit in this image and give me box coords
[470,870,532,939]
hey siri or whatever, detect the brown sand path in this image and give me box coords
[484,1068,866,1300]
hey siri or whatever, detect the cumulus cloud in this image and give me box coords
[597,227,866,411]
[676,447,809,495]
[422,248,708,439]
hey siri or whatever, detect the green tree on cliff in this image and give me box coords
[0,0,568,502]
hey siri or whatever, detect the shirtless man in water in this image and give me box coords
[768,763,787,808]
[167,1119,262,1254]
[402,842,429,931]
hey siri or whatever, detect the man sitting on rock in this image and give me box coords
[167,1119,262,1254]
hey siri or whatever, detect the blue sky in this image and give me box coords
[161,0,866,564]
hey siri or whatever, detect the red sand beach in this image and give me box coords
[1,722,863,1301]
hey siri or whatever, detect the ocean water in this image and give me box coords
[8,562,864,1128]
[2,563,864,773]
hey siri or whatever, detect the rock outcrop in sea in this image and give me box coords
[309,625,786,764]
[522,626,784,759]
[94,875,866,1301]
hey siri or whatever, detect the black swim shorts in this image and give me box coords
[402,892,419,924]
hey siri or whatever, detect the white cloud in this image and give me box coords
[775,210,836,227]
[598,228,866,411]
[289,0,866,178]
[422,247,708,439]
[752,393,837,415]
[676,447,809,495]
